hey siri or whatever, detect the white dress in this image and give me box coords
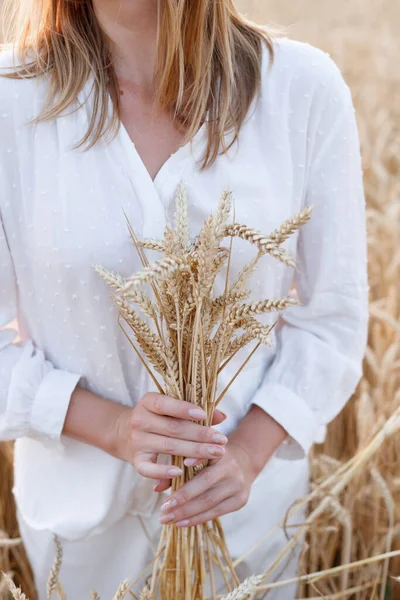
[0,36,369,599]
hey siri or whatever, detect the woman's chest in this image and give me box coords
[8,109,306,295]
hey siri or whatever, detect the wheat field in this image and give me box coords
[1,0,399,599]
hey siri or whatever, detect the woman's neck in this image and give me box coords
[93,0,160,89]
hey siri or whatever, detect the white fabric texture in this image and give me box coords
[1,33,368,560]
[16,470,307,600]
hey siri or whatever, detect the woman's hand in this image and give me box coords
[156,405,288,526]
[109,392,228,482]
[157,441,258,527]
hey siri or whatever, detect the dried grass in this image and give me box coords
[0,444,36,600]
[1,0,399,599]
[243,0,399,598]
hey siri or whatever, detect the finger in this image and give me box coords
[145,434,226,462]
[135,456,183,480]
[183,458,204,467]
[159,462,225,510]
[142,393,207,421]
[151,416,227,445]
[175,495,246,527]
[211,410,227,425]
[184,456,222,468]
[159,482,235,525]
[153,479,171,493]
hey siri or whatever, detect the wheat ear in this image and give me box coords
[2,573,29,600]
[268,205,313,244]
[229,297,298,324]
[123,256,184,290]
[94,265,126,291]
[47,535,63,599]
[174,181,190,254]
[213,187,233,237]
[115,297,166,374]
[111,580,130,600]
[220,574,264,600]
[137,239,166,252]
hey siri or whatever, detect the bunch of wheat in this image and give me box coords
[94,183,312,600]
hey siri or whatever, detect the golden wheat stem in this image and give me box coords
[215,341,262,406]
[297,580,382,600]
[175,301,184,399]
[205,530,216,600]
[149,526,167,596]
[252,549,400,594]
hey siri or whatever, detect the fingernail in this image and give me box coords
[161,498,177,512]
[216,410,227,421]
[176,519,190,527]
[212,433,228,444]
[160,513,175,524]
[184,458,198,467]
[167,467,183,477]
[188,408,207,420]
[208,445,224,457]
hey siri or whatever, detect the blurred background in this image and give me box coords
[240,3,400,599]
[1,1,399,599]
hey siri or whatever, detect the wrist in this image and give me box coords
[106,402,132,459]
[228,405,288,477]
[63,386,131,457]
[228,439,261,482]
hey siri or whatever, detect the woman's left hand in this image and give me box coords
[158,441,258,527]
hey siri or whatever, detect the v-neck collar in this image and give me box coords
[76,77,208,237]
[118,117,208,192]
[76,71,216,200]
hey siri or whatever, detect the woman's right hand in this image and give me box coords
[108,392,228,482]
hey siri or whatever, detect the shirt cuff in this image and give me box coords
[250,382,322,460]
[31,369,82,451]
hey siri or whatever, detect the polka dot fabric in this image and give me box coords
[0,38,369,541]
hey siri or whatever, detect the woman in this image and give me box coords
[0,0,369,598]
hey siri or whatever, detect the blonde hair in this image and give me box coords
[1,0,281,170]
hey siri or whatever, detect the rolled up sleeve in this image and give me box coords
[0,215,82,450]
[251,64,369,460]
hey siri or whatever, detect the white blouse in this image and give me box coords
[0,37,369,543]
